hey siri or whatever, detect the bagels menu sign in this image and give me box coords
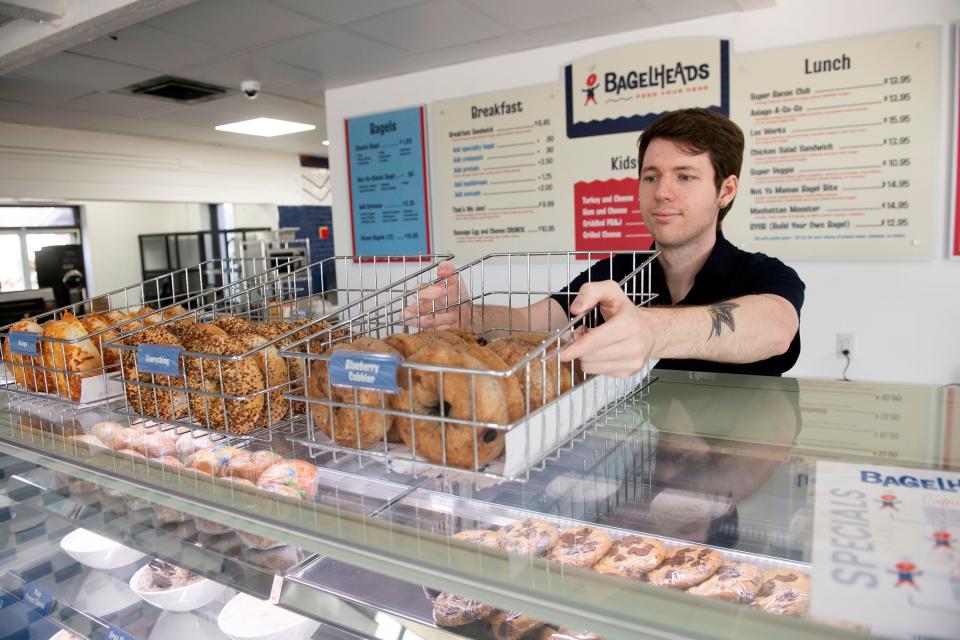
[564,37,730,138]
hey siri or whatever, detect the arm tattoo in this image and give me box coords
[707,302,739,339]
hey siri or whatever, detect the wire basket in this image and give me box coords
[0,257,299,406]
[281,250,659,481]
[106,254,453,442]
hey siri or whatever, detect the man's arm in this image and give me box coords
[559,281,798,377]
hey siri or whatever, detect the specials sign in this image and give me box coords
[564,37,730,138]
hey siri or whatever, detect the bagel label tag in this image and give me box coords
[8,331,39,356]
[22,581,55,615]
[106,626,135,640]
[137,344,182,376]
[329,351,400,393]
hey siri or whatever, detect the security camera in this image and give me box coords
[241,80,261,99]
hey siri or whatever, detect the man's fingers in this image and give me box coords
[568,280,629,317]
[403,311,460,329]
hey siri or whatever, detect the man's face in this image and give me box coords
[639,138,723,249]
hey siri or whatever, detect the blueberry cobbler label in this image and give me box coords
[329,351,400,393]
[8,332,39,356]
[136,344,182,376]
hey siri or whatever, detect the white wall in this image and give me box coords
[325,0,960,385]
[78,200,207,296]
[0,122,303,204]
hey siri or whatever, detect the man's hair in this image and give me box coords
[637,108,745,224]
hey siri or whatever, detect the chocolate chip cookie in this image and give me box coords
[592,535,665,579]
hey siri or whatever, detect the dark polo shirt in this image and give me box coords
[551,232,805,376]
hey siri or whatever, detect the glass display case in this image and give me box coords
[0,371,956,640]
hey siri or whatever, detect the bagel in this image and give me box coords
[454,342,524,423]
[505,332,578,393]
[79,312,121,368]
[391,343,506,469]
[120,326,187,420]
[40,311,103,401]
[430,328,484,345]
[234,333,289,427]
[308,337,399,449]
[487,338,557,411]
[383,332,432,358]
[254,319,334,415]
[3,318,47,392]
[177,324,265,435]
[213,316,258,336]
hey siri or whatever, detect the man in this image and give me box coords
[409,108,804,377]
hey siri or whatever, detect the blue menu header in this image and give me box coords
[346,106,430,256]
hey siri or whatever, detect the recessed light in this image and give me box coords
[214,117,315,137]
[322,139,330,146]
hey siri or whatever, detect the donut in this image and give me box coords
[234,333,289,427]
[219,450,282,483]
[308,337,399,449]
[453,528,503,548]
[177,324,265,435]
[546,526,612,568]
[750,569,810,616]
[500,518,559,556]
[591,535,665,579]
[391,343,507,469]
[257,459,319,501]
[487,338,557,411]
[644,546,722,589]
[120,326,187,421]
[489,611,545,640]
[432,592,493,627]
[454,343,524,423]
[688,561,763,604]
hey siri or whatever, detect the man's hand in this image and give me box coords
[559,280,654,378]
[402,261,472,330]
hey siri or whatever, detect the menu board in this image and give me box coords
[811,460,960,638]
[346,106,430,256]
[431,84,571,259]
[729,28,939,259]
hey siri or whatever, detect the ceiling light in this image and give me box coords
[215,117,315,137]
[322,139,330,146]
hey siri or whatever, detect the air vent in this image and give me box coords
[119,75,229,104]
[0,13,17,29]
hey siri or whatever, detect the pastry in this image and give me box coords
[644,546,722,589]
[136,559,203,591]
[453,528,503,548]
[592,535,665,579]
[185,445,247,476]
[751,569,810,616]
[256,459,319,500]
[309,337,400,449]
[175,429,216,461]
[392,342,507,469]
[219,450,282,483]
[489,610,545,640]
[547,526,613,568]
[500,518,559,556]
[127,429,178,458]
[236,482,301,550]
[687,561,763,604]
[432,592,494,627]
[538,629,602,640]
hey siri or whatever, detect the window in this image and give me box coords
[0,206,82,292]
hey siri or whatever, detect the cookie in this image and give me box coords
[500,518,559,556]
[644,545,722,589]
[453,528,503,549]
[489,611,545,640]
[751,569,810,616]
[538,629,602,640]
[547,526,613,568]
[687,561,763,604]
[591,535,665,579]
[432,592,494,627]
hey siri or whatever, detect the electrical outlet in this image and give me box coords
[836,333,854,358]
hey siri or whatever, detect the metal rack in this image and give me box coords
[0,257,299,407]
[106,255,452,442]
[281,250,658,482]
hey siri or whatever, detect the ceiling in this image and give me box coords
[0,0,773,156]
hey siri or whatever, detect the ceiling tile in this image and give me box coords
[204,93,324,122]
[268,76,328,104]
[69,25,226,73]
[0,98,51,122]
[180,53,318,89]
[347,1,511,53]
[146,105,243,128]
[66,91,183,118]
[522,8,662,47]
[256,28,407,74]
[271,0,427,26]
[648,0,743,24]
[464,0,638,31]
[0,75,92,106]
[146,0,329,51]
[11,52,155,91]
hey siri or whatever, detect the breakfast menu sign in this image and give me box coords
[811,460,960,638]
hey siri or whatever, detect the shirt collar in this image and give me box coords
[649,230,736,278]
